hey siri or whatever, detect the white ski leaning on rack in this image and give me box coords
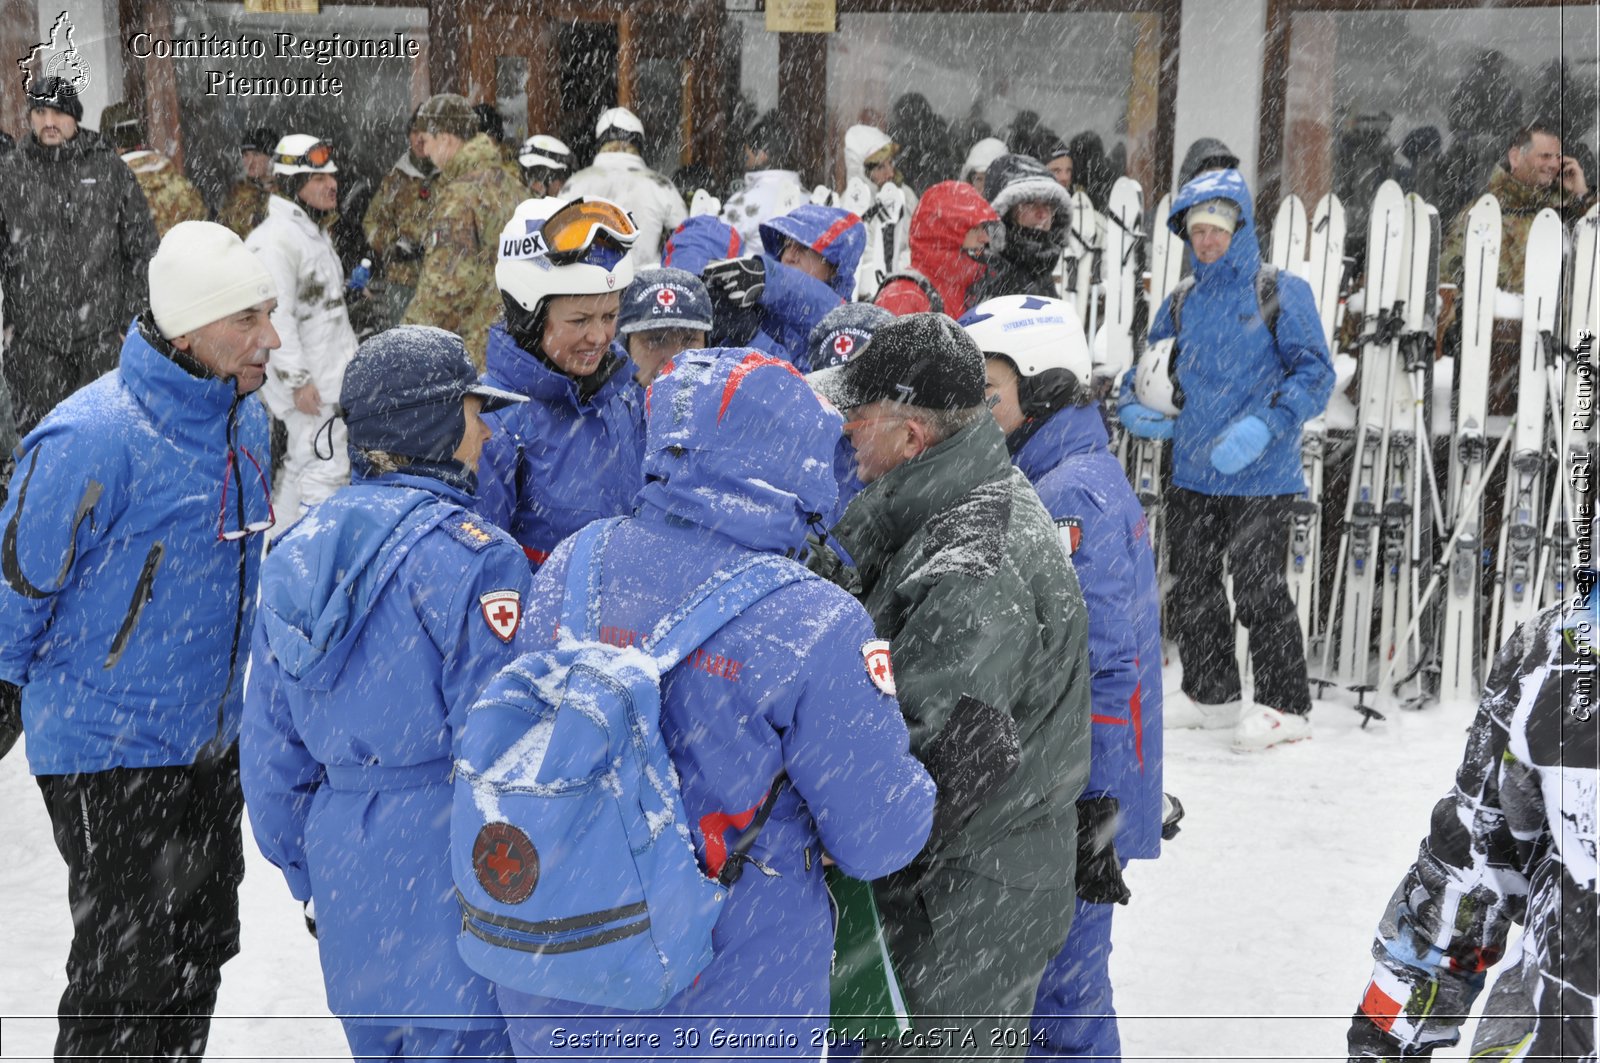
[1094,176,1144,387]
[1491,207,1562,647]
[1064,188,1101,324]
[1439,194,1499,704]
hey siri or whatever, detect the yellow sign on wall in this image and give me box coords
[244,0,320,13]
[766,0,834,33]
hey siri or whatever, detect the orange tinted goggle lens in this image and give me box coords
[279,142,333,168]
[545,200,638,254]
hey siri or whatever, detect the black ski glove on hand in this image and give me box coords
[922,695,1022,850]
[702,256,767,309]
[0,679,22,761]
[1074,795,1131,905]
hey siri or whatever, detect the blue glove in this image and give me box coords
[1119,402,1174,441]
[1210,415,1271,474]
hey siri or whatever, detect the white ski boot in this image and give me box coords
[1232,707,1313,752]
[1165,693,1242,730]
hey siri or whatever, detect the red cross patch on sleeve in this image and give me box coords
[862,639,896,697]
[479,589,522,643]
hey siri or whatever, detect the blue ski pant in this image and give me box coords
[342,1020,511,1061]
[1028,892,1119,1061]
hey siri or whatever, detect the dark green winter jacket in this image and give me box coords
[818,415,1092,888]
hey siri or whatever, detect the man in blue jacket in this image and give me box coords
[964,294,1164,1059]
[0,220,279,1059]
[495,347,936,1057]
[242,326,532,1061]
[701,203,865,368]
[1118,169,1334,751]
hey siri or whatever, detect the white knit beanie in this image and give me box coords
[1185,198,1241,236]
[149,221,277,339]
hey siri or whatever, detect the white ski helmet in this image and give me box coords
[495,196,637,315]
[960,294,1092,389]
[271,133,337,176]
[1134,338,1181,416]
[595,106,645,149]
[518,133,572,172]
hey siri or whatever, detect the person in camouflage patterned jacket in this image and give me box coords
[362,109,437,331]
[217,128,276,239]
[401,94,524,369]
[100,103,206,237]
[1347,593,1597,1061]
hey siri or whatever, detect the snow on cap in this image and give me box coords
[1185,198,1241,235]
[619,268,713,335]
[806,312,985,412]
[149,221,277,340]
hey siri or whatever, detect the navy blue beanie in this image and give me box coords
[340,326,525,463]
[808,301,894,372]
[618,267,715,336]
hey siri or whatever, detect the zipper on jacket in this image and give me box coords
[214,397,248,749]
[103,542,164,669]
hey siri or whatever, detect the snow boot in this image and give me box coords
[1164,692,1241,730]
[1232,707,1313,752]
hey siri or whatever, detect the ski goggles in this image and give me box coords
[276,139,334,170]
[542,199,638,269]
[218,444,275,542]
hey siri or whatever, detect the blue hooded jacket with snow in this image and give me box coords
[241,466,534,1028]
[1135,169,1334,497]
[1012,405,1164,859]
[475,323,646,566]
[751,204,865,369]
[0,319,271,775]
[493,347,935,1055]
[662,214,744,276]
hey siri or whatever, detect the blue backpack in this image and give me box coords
[450,517,810,1009]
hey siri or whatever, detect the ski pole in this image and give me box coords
[1381,417,1516,699]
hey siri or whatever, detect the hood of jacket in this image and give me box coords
[663,214,744,275]
[1176,138,1240,189]
[636,347,840,555]
[258,474,467,690]
[392,149,435,181]
[844,124,895,185]
[1167,167,1262,285]
[984,153,1072,222]
[758,204,865,301]
[907,181,1000,317]
[120,317,245,449]
[962,137,1009,181]
[1011,403,1107,481]
[121,149,173,175]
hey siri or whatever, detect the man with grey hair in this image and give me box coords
[806,312,1092,1058]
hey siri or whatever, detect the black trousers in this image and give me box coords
[1165,487,1312,716]
[37,747,245,1062]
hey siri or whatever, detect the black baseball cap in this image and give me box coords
[806,312,986,412]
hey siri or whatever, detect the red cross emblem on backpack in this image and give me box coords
[479,590,522,643]
[656,287,677,307]
[472,822,540,904]
[861,639,896,697]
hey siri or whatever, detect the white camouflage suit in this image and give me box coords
[246,195,357,520]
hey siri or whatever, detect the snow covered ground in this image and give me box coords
[0,667,1498,1061]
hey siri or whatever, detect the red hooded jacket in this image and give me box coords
[874,181,999,319]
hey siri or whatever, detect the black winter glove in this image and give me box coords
[702,255,767,309]
[1074,795,1131,905]
[922,695,1021,850]
[303,899,318,940]
[0,680,21,762]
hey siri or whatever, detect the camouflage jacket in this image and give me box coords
[1348,601,1598,1061]
[218,178,273,240]
[402,134,524,368]
[1441,166,1596,291]
[362,150,435,291]
[122,150,206,237]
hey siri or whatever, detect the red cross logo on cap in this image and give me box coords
[833,333,855,359]
[656,287,677,308]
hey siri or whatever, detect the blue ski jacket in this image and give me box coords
[241,469,534,1028]
[1012,405,1164,859]
[0,319,271,775]
[751,205,864,368]
[494,348,935,1054]
[1140,169,1333,497]
[475,323,646,567]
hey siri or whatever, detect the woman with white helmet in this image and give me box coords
[962,293,1164,1061]
[476,196,647,567]
[244,133,357,521]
